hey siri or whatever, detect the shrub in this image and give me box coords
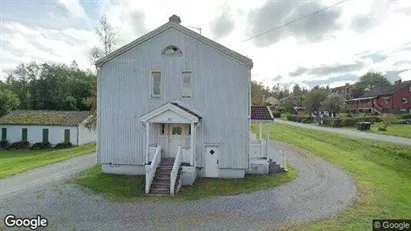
[380,114,400,130]
[286,114,296,121]
[272,111,281,118]
[30,142,51,150]
[400,114,411,119]
[0,140,9,148]
[54,142,73,149]
[286,115,315,123]
[5,141,30,150]
[322,118,343,127]
[300,116,315,123]
[338,113,352,118]
[378,127,387,131]
[357,116,382,123]
[342,118,357,127]
[372,111,380,116]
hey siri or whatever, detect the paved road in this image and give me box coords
[0,153,96,199]
[276,119,411,146]
[0,142,356,231]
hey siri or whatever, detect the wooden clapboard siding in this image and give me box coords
[99,27,250,169]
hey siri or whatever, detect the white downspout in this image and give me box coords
[193,122,201,167]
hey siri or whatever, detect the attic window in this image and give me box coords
[162,45,182,56]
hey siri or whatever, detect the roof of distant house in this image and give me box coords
[293,107,305,110]
[279,95,299,102]
[359,80,411,98]
[251,106,274,121]
[0,110,91,126]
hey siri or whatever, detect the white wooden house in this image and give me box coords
[96,15,281,195]
[0,110,96,146]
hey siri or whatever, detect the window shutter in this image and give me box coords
[64,129,70,143]
[1,128,7,141]
[43,129,49,142]
[22,128,28,141]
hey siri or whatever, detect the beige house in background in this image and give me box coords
[264,96,279,106]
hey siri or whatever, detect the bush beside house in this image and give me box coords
[286,115,315,123]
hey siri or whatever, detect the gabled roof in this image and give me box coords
[0,110,91,126]
[279,95,299,102]
[251,106,274,121]
[359,80,411,98]
[95,20,253,68]
[170,102,202,119]
[140,102,201,123]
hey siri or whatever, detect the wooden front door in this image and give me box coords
[168,124,185,157]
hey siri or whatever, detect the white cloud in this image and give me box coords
[1,0,410,88]
[399,70,411,81]
[0,22,99,77]
[57,0,87,19]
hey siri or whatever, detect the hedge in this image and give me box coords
[286,115,315,123]
[321,118,343,127]
[54,142,73,149]
[400,114,411,119]
[30,142,51,150]
[5,141,30,150]
[272,111,281,118]
[340,116,383,127]
[0,140,9,148]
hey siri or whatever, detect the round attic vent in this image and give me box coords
[162,45,183,56]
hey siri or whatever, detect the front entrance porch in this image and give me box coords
[140,102,202,195]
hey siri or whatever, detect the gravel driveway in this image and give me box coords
[276,119,411,146]
[0,141,356,231]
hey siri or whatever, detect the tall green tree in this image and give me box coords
[292,84,302,96]
[303,88,329,115]
[321,93,346,117]
[5,62,95,112]
[0,88,20,116]
[355,72,391,91]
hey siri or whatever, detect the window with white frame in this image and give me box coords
[402,97,408,104]
[151,71,161,97]
[384,96,391,104]
[182,71,192,97]
[159,124,165,135]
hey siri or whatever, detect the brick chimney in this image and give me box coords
[169,14,181,24]
[395,79,402,85]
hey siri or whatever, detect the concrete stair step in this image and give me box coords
[151,182,169,187]
[150,188,169,194]
[155,176,171,181]
[153,179,169,184]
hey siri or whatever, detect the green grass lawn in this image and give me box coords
[0,144,96,179]
[344,123,411,139]
[369,123,411,139]
[74,164,298,201]
[265,124,411,231]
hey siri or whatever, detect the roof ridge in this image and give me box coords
[95,21,253,67]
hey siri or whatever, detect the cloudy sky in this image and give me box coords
[1,0,410,90]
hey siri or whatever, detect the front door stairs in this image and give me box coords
[149,158,182,196]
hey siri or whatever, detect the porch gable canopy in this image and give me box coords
[251,106,274,123]
[140,102,202,124]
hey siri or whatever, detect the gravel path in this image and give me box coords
[0,153,96,199]
[276,119,411,146]
[0,142,356,231]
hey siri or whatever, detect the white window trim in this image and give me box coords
[150,70,162,98]
[181,70,193,98]
[402,97,408,104]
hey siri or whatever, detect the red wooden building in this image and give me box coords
[346,80,411,114]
